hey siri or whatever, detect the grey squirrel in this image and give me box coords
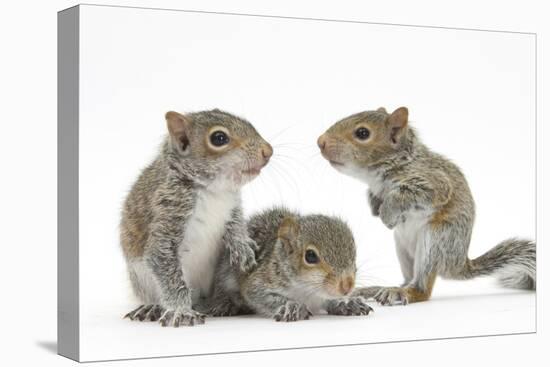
[317,106,536,305]
[120,109,273,326]
[202,207,373,321]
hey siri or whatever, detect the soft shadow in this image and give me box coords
[36,340,57,354]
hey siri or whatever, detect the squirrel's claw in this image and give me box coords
[124,304,165,322]
[124,305,145,320]
[326,296,374,316]
[273,301,311,322]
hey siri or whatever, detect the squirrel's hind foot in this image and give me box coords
[158,308,206,327]
[124,304,165,321]
[374,287,409,306]
[208,300,242,317]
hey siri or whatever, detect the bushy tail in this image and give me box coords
[463,238,536,290]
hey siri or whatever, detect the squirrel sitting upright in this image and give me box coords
[317,106,535,305]
[202,207,373,321]
[120,109,273,326]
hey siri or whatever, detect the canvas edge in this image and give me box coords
[58,4,80,362]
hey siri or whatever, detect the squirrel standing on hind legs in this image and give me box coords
[317,106,535,305]
[120,109,273,326]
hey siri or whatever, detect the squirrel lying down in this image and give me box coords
[203,207,373,322]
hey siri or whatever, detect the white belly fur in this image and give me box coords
[394,209,432,258]
[179,187,238,299]
[357,167,432,257]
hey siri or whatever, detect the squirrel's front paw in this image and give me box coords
[326,297,374,316]
[374,287,409,306]
[379,204,402,229]
[368,191,383,217]
[159,308,206,327]
[273,301,312,322]
[229,238,258,272]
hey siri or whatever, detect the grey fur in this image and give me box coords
[318,107,536,305]
[120,109,272,326]
[201,207,373,321]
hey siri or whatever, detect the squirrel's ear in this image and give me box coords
[377,107,387,113]
[166,111,191,151]
[388,107,408,144]
[278,217,300,251]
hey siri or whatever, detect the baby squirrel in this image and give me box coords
[120,109,273,326]
[202,207,373,321]
[317,106,536,305]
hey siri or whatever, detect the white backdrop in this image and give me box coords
[76,4,536,361]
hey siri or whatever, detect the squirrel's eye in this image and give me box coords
[210,130,230,147]
[304,249,320,265]
[354,127,370,141]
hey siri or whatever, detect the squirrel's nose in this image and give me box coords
[339,276,355,296]
[317,134,327,151]
[261,143,273,161]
